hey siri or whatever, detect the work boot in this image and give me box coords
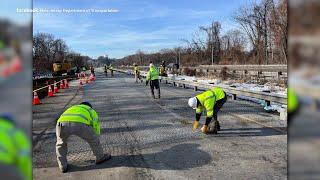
[201,125,209,134]
[59,165,68,173]
[96,154,111,164]
[192,121,199,130]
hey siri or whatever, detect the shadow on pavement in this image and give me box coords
[68,143,212,172]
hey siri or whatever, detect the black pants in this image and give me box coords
[150,79,160,98]
[212,93,227,121]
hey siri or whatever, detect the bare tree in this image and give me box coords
[200,21,222,64]
[136,49,145,64]
[269,0,288,63]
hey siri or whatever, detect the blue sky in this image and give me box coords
[33,0,251,59]
[1,0,32,24]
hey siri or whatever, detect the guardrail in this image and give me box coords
[117,65,287,84]
[118,64,287,72]
[198,64,287,72]
[114,68,287,105]
[116,68,289,120]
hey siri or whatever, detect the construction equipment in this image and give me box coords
[52,62,74,76]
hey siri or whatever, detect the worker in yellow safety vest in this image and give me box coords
[108,64,114,76]
[133,63,142,83]
[0,115,32,180]
[146,63,160,99]
[104,65,108,77]
[288,88,299,122]
[159,61,167,76]
[188,87,227,134]
[56,102,111,173]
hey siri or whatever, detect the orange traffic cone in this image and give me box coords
[60,80,64,89]
[64,79,69,88]
[11,56,22,73]
[79,78,83,85]
[89,73,95,81]
[85,77,89,84]
[54,82,59,93]
[33,92,41,105]
[48,85,54,97]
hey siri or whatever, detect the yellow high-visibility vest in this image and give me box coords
[196,87,225,117]
[288,88,299,113]
[0,118,32,180]
[146,67,159,81]
[57,104,100,135]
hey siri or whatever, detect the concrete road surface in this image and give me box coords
[289,109,320,180]
[33,69,287,180]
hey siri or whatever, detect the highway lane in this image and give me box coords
[33,70,287,180]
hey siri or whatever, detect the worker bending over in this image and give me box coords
[146,63,160,99]
[56,102,111,173]
[188,87,227,134]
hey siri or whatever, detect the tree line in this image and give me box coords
[33,32,116,72]
[33,33,92,72]
[116,0,287,66]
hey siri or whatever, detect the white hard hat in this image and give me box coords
[188,97,197,109]
[149,63,154,68]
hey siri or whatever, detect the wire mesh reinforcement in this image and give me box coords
[33,72,285,168]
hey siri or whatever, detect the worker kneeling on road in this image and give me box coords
[146,63,160,99]
[56,102,111,173]
[188,87,227,134]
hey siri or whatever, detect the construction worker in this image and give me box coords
[90,66,95,76]
[104,65,108,77]
[288,88,299,122]
[108,64,114,77]
[133,63,142,83]
[159,61,167,76]
[0,114,32,180]
[146,63,160,99]
[56,102,111,173]
[188,87,227,134]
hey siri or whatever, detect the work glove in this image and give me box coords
[192,121,199,130]
[201,125,209,134]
